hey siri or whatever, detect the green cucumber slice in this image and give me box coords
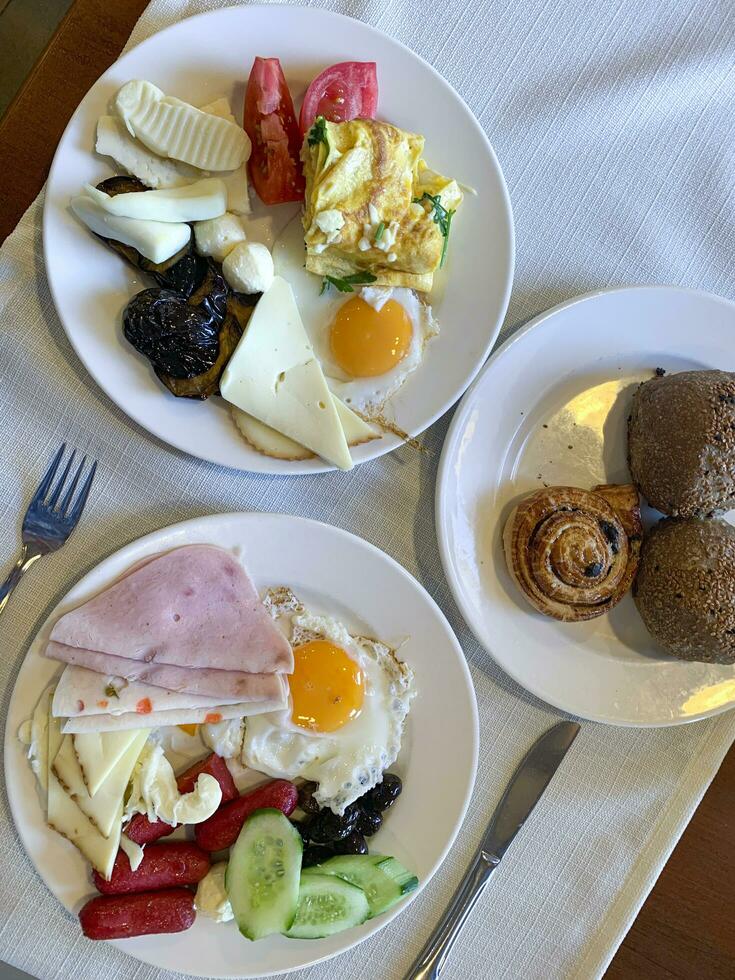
[225,808,302,940]
[302,854,418,918]
[285,873,369,939]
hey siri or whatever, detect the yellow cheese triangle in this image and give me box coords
[53,730,148,837]
[220,277,353,470]
[73,729,142,796]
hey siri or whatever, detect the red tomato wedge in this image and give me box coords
[244,57,305,205]
[299,61,378,134]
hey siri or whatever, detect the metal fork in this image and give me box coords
[0,444,97,616]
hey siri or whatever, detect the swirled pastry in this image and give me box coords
[503,484,642,622]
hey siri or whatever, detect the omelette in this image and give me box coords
[301,118,463,292]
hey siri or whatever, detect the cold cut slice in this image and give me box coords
[48,545,293,674]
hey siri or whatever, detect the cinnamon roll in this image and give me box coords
[503,484,642,622]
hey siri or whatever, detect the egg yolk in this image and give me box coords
[289,639,364,733]
[330,297,412,378]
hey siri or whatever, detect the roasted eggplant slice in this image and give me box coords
[155,309,246,399]
[123,288,220,379]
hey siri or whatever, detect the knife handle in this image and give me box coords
[403,850,500,980]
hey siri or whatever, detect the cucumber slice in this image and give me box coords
[285,874,369,939]
[225,808,302,940]
[302,854,418,919]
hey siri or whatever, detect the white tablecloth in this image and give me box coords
[1,1,734,978]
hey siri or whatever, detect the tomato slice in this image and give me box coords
[299,61,378,133]
[243,57,305,205]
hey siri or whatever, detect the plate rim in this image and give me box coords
[435,284,735,728]
[41,2,515,476]
[4,509,479,976]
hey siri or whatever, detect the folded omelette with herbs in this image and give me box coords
[301,117,463,292]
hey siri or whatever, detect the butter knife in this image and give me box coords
[404,721,580,980]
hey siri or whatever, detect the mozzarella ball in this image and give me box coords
[222,241,274,295]
[193,212,246,262]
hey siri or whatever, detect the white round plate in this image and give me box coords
[43,4,513,475]
[5,513,478,976]
[436,286,735,727]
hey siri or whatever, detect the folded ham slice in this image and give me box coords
[48,544,294,675]
[46,641,287,701]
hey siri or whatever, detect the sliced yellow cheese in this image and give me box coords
[232,394,379,460]
[199,98,250,214]
[73,729,143,797]
[220,276,353,470]
[46,703,122,879]
[53,730,148,837]
[47,771,122,880]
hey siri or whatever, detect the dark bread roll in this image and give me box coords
[634,517,735,664]
[628,370,735,517]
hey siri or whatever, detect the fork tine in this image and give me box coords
[59,454,86,516]
[66,460,97,526]
[32,444,66,504]
[47,449,76,509]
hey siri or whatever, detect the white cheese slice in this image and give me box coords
[72,729,142,797]
[199,98,250,215]
[83,177,227,223]
[53,730,148,837]
[115,80,249,172]
[96,115,198,189]
[70,195,190,264]
[220,276,353,470]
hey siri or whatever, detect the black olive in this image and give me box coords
[365,773,403,812]
[355,808,383,837]
[294,819,313,842]
[298,782,321,816]
[307,807,358,843]
[333,831,369,856]
[123,288,220,379]
[302,844,334,868]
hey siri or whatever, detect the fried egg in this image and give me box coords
[273,214,438,414]
[242,588,415,815]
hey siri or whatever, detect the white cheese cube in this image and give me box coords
[193,213,247,262]
[222,242,274,295]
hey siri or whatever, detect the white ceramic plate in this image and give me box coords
[436,286,735,727]
[42,4,513,475]
[4,512,478,977]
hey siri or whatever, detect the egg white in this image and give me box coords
[242,597,415,815]
[273,214,438,414]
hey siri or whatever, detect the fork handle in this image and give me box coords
[0,546,42,616]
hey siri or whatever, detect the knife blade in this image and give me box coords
[404,721,580,980]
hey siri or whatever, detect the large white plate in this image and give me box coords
[436,286,735,727]
[42,4,513,475]
[4,512,478,976]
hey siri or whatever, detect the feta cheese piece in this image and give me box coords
[194,213,247,262]
[222,241,274,294]
[195,862,233,922]
[314,209,345,236]
[96,115,199,189]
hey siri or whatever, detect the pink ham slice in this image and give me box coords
[45,641,287,700]
[48,544,294,675]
